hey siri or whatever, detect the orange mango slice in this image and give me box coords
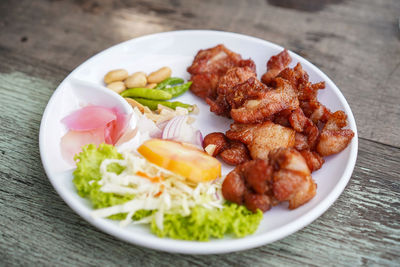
[137,139,221,183]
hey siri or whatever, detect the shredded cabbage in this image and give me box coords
[73,144,262,240]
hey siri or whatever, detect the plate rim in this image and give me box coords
[39,29,358,254]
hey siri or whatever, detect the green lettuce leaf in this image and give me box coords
[73,144,134,209]
[151,203,263,241]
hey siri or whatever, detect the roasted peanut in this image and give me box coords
[104,69,129,84]
[147,67,172,84]
[145,83,157,89]
[125,72,147,88]
[106,81,126,93]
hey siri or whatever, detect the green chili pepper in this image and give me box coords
[120,88,172,100]
[133,98,194,111]
[161,81,192,98]
[155,77,184,90]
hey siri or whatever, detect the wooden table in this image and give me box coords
[1,0,399,265]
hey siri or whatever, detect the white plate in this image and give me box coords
[39,30,358,254]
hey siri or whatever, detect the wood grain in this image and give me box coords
[0,0,399,265]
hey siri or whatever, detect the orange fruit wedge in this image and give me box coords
[137,139,221,183]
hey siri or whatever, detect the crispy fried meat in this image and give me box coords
[203,132,251,165]
[206,66,257,116]
[227,121,295,160]
[269,148,317,209]
[188,73,220,99]
[261,49,292,85]
[203,132,229,157]
[299,150,324,172]
[187,44,255,100]
[222,148,317,212]
[230,77,299,123]
[222,168,247,205]
[222,159,274,212]
[316,111,354,156]
[289,108,319,150]
[220,141,251,165]
[225,76,269,110]
[187,44,243,75]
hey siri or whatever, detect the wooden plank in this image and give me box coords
[0,0,399,147]
[0,71,399,265]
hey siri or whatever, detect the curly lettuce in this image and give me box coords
[73,144,133,209]
[151,203,262,241]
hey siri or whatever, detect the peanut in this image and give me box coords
[145,83,157,89]
[147,67,172,84]
[106,81,126,93]
[104,69,129,84]
[125,72,147,88]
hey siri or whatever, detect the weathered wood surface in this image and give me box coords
[0,0,399,266]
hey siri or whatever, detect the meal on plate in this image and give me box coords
[60,45,354,241]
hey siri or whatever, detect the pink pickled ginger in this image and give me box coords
[61,106,117,131]
[60,105,130,164]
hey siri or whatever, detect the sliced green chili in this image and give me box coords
[133,98,193,111]
[120,88,172,100]
[155,77,184,90]
[162,82,192,98]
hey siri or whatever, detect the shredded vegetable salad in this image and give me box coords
[73,144,262,241]
[94,151,225,228]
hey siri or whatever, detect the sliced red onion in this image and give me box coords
[215,191,220,200]
[161,115,205,147]
[157,120,170,132]
[194,130,203,147]
[150,128,163,138]
[162,115,186,140]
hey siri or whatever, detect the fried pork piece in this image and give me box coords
[189,73,220,99]
[316,111,354,156]
[261,49,292,85]
[278,63,331,126]
[187,44,255,99]
[220,141,251,165]
[222,167,247,205]
[289,108,319,150]
[206,66,256,116]
[227,121,295,160]
[222,159,274,212]
[302,99,332,125]
[230,77,299,123]
[278,63,324,102]
[225,76,269,110]
[217,66,257,96]
[203,132,229,156]
[269,148,317,209]
[273,109,292,127]
[300,150,324,172]
[187,44,242,75]
[203,132,251,165]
